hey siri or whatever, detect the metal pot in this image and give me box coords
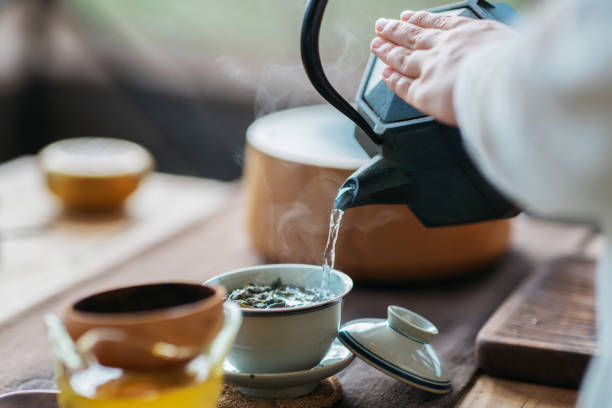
[244,105,510,282]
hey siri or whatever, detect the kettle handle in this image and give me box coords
[301,0,381,144]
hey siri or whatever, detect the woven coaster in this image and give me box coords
[217,376,342,408]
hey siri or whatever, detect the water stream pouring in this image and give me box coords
[301,0,520,227]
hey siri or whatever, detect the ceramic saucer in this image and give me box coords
[223,338,354,398]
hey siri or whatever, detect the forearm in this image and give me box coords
[454,1,612,221]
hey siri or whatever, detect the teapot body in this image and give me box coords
[350,105,519,226]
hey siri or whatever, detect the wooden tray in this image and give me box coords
[476,256,597,388]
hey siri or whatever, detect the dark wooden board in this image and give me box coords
[476,257,597,388]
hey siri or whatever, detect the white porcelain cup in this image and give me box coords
[205,264,353,373]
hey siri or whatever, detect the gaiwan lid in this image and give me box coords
[338,306,451,394]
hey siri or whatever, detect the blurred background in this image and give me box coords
[0,0,527,179]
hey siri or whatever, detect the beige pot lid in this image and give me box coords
[338,306,451,394]
[247,105,370,170]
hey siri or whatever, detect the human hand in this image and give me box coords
[371,11,517,126]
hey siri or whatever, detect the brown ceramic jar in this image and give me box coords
[63,283,225,371]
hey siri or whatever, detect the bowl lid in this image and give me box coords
[39,137,153,177]
[338,305,451,394]
[247,105,370,170]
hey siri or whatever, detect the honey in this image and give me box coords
[57,357,223,408]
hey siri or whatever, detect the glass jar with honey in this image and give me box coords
[46,283,240,408]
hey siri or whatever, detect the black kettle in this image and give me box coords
[301,0,520,227]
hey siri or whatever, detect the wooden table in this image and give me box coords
[0,157,588,407]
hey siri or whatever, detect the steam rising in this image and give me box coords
[215,11,366,119]
[274,173,340,258]
[62,0,406,263]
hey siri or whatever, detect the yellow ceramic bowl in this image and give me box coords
[39,138,153,212]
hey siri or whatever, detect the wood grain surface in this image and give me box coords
[477,257,596,388]
[0,156,596,407]
[457,375,577,408]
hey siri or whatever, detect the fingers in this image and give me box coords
[371,38,422,78]
[382,68,415,103]
[400,10,470,30]
[375,18,439,50]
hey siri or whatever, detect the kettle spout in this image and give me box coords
[334,156,414,210]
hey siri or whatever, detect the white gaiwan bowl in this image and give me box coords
[205,264,353,374]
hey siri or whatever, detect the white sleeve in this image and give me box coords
[454,0,612,222]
